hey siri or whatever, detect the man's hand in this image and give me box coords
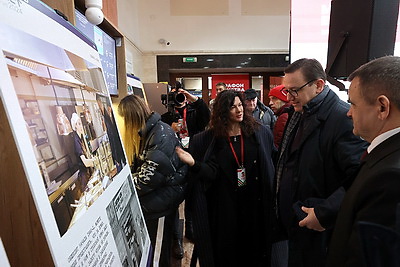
[178,89,198,103]
[298,207,326,232]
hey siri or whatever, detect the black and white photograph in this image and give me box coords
[106,177,149,267]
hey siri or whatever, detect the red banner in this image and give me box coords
[211,74,250,98]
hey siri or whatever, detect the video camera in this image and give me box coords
[161,81,186,112]
[161,91,186,110]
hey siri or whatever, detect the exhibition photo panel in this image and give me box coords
[0,1,150,265]
[5,45,126,236]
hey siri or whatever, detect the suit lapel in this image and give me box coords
[363,131,400,168]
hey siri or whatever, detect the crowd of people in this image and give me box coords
[117,56,400,267]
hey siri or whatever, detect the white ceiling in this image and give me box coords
[117,0,290,54]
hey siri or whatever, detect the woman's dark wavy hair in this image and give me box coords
[210,90,259,137]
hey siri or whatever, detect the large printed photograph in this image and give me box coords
[2,22,126,236]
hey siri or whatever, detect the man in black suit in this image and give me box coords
[327,56,400,266]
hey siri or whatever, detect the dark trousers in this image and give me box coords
[145,212,175,267]
[173,209,182,240]
[184,195,193,236]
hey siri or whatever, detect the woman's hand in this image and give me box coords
[176,147,195,166]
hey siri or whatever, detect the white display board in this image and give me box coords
[0,0,150,266]
[0,238,10,267]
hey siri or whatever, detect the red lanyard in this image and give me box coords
[176,107,187,129]
[228,131,244,168]
[175,106,187,121]
[182,107,187,123]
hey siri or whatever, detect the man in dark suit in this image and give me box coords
[327,56,400,266]
[273,58,367,267]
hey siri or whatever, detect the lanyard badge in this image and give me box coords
[228,132,246,187]
[237,167,246,187]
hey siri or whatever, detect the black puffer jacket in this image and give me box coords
[132,112,188,219]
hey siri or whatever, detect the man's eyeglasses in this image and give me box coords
[281,79,317,98]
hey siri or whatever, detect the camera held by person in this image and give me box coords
[161,82,186,113]
[161,90,186,112]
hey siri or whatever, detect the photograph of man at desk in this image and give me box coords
[7,53,126,236]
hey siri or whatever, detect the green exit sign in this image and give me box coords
[183,57,197,63]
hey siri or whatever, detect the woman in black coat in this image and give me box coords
[118,95,187,267]
[176,90,276,267]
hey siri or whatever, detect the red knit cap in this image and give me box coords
[268,85,288,102]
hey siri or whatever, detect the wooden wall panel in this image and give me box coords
[42,0,118,27]
[102,0,118,26]
[41,0,76,24]
[0,101,53,266]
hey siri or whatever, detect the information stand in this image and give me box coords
[0,1,150,266]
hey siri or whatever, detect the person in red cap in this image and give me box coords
[268,85,291,148]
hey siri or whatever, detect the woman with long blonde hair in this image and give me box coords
[118,95,187,267]
[118,94,151,165]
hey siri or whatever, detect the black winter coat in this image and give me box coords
[276,86,368,266]
[132,112,188,220]
[188,126,276,267]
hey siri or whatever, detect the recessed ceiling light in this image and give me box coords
[206,58,214,62]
